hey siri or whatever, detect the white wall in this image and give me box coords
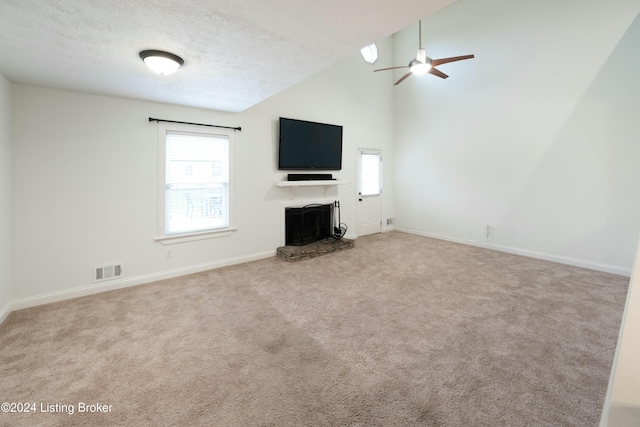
[245,35,396,233]
[602,236,640,425]
[393,0,640,273]
[9,38,395,305]
[0,73,11,321]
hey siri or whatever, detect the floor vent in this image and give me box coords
[94,263,123,282]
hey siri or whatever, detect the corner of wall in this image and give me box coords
[0,301,11,325]
[0,72,12,324]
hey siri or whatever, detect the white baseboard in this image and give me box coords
[0,300,11,324]
[10,250,276,312]
[5,228,631,322]
[394,227,632,277]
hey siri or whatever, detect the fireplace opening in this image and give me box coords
[285,203,333,246]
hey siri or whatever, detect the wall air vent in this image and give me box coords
[94,263,123,282]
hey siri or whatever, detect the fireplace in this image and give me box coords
[285,203,333,246]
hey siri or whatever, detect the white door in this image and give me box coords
[357,149,382,236]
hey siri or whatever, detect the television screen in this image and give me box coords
[278,117,343,170]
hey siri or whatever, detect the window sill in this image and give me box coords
[155,227,237,245]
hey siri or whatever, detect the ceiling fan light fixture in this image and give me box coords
[139,50,184,75]
[409,60,431,75]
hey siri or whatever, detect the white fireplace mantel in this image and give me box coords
[275,180,346,199]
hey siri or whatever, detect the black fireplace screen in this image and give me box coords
[285,204,333,246]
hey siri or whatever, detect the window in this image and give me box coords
[360,152,381,196]
[157,123,235,242]
[360,44,378,64]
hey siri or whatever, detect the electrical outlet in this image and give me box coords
[165,248,173,258]
[484,225,490,240]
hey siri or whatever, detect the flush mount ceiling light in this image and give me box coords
[139,50,184,75]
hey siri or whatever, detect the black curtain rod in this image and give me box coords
[149,117,241,132]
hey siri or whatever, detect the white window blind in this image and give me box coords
[164,130,230,235]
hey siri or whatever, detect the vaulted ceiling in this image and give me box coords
[0,0,458,112]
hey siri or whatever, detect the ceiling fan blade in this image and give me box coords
[374,65,409,73]
[394,72,412,85]
[428,67,448,79]
[431,55,475,67]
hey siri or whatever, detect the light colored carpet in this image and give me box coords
[0,231,629,426]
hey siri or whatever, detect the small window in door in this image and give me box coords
[360,153,381,196]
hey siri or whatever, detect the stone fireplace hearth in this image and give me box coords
[277,237,354,261]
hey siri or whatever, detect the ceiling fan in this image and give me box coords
[374,20,474,85]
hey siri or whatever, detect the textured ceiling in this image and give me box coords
[0,0,458,112]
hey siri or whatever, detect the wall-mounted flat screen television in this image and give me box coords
[278,117,343,170]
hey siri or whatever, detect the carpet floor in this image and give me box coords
[0,231,629,426]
